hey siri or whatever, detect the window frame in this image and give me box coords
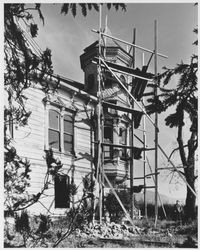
[48,105,75,155]
[48,109,61,151]
[63,113,74,154]
[103,125,113,160]
[119,123,128,160]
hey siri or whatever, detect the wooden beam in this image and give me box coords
[158,144,197,197]
[154,19,158,227]
[103,173,140,234]
[101,142,142,150]
[92,58,153,82]
[102,101,143,115]
[92,29,168,58]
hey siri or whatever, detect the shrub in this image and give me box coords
[104,187,132,222]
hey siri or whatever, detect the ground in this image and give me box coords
[4,217,198,248]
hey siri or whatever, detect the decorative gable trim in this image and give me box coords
[43,95,78,113]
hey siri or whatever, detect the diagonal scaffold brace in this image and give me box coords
[99,57,159,132]
[103,173,141,234]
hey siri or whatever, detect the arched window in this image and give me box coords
[120,75,125,83]
[64,114,74,153]
[49,109,60,150]
[120,75,127,87]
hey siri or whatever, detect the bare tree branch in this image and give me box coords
[168,144,188,161]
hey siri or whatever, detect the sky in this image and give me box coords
[27,2,198,201]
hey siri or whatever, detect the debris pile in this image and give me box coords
[76,221,140,240]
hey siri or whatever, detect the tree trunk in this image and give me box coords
[184,163,196,220]
[177,124,197,221]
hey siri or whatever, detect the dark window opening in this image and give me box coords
[104,126,113,159]
[88,74,95,91]
[119,127,127,159]
[104,71,113,88]
[55,175,70,208]
[120,75,128,88]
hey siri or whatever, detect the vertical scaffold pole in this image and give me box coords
[142,53,147,219]
[130,28,136,219]
[154,19,158,227]
[97,3,103,224]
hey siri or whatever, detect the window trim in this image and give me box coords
[63,113,74,154]
[47,105,75,155]
[49,109,61,151]
[103,125,113,160]
[119,123,128,160]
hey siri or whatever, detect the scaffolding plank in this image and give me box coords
[102,142,143,159]
[102,101,143,117]
[93,57,153,81]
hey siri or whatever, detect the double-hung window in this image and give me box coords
[64,114,74,153]
[49,110,60,151]
[48,109,74,154]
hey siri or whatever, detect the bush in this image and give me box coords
[104,187,131,222]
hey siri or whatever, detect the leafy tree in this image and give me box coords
[4,3,54,213]
[60,3,126,17]
[146,28,198,220]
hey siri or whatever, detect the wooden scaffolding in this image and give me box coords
[93,4,168,226]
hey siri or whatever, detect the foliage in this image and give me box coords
[53,173,95,247]
[5,171,94,247]
[4,3,54,214]
[4,147,32,213]
[35,214,52,234]
[104,186,132,221]
[146,26,198,220]
[60,3,126,17]
[15,210,30,247]
[15,210,30,234]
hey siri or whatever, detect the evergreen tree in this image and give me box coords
[146,27,198,220]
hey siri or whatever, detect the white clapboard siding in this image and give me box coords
[12,85,97,215]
